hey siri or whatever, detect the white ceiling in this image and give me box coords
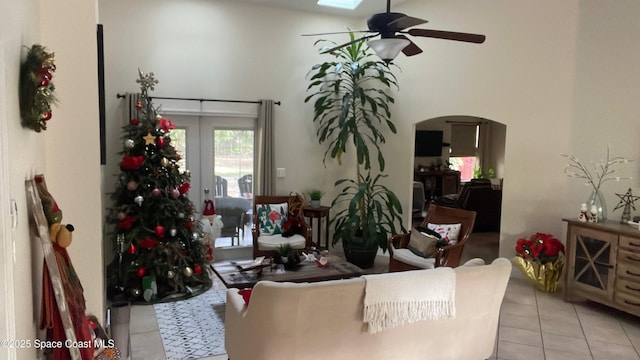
[231,0,410,18]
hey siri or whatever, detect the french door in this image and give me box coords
[169,114,256,213]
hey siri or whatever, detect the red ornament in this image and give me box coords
[151,188,161,197]
[194,265,203,275]
[155,225,165,238]
[178,182,191,195]
[120,155,145,170]
[156,137,165,148]
[138,238,159,249]
[184,220,194,231]
[42,112,52,121]
[137,267,146,278]
[130,118,139,126]
[118,215,137,230]
[41,78,49,87]
[135,101,143,110]
[128,244,136,255]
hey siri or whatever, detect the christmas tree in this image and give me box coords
[107,70,211,303]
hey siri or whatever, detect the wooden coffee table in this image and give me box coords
[211,253,362,289]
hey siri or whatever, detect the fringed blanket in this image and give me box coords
[363,267,456,334]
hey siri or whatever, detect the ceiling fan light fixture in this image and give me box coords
[367,38,410,63]
[317,0,362,10]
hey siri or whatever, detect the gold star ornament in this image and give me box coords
[143,132,156,145]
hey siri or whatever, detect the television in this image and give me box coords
[414,130,443,157]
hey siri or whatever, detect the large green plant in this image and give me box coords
[305,33,405,252]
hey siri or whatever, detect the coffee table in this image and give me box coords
[211,253,362,289]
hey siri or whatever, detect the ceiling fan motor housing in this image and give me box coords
[367,12,407,38]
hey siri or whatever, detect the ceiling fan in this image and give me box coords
[304,0,486,63]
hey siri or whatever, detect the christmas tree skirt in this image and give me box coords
[154,275,227,359]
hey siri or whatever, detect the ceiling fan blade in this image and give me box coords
[387,15,428,31]
[302,30,372,36]
[408,28,486,43]
[320,34,379,54]
[395,35,423,56]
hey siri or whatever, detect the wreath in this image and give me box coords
[19,44,57,132]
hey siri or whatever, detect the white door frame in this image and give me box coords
[0,36,17,360]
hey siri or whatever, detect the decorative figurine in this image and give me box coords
[579,203,588,222]
[614,188,640,224]
[589,205,598,223]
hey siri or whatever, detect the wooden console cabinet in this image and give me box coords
[563,219,640,317]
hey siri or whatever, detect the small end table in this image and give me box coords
[302,205,330,250]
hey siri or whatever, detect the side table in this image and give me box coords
[302,205,330,250]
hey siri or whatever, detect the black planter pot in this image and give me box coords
[342,234,380,269]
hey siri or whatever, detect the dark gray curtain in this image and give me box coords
[255,99,275,195]
[124,93,141,125]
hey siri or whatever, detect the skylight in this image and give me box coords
[317,0,362,10]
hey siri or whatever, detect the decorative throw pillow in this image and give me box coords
[427,223,462,245]
[407,227,441,258]
[257,202,288,236]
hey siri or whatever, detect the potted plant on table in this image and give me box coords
[308,189,324,208]
[305,33,406,268]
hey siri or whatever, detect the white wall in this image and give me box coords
[1,0,102,358]
[99,0,640,262]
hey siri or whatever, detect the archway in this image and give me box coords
[412,115,507,264]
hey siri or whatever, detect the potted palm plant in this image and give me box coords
[305,33,405,268]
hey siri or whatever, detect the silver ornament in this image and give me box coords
[178,212,185,219]
[134,195,144,206]
[192,232,199,240]
[124,139,135,149]
[167,270,175,279]
[170,227,177,237]
[160,157,169,167]
[183,267,193,277]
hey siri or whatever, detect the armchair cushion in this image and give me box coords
[390,244,436,269]
[257,234,307,251]
[257,202,288,235]
[427,223,462,245]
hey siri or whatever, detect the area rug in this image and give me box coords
[154,275,227,359]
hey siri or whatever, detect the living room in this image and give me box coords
[3,0,640,359]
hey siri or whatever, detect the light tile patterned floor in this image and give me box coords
[129,232,640,359]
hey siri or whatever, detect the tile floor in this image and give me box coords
[128,232,640,360]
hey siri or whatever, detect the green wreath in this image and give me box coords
[19,44,57,132]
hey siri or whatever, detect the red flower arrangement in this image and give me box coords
[515,232,565,264]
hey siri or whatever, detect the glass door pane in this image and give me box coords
[214,129,254,198]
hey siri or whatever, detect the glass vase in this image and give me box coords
[587,189,607,222]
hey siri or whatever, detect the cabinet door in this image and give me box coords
[567,226,617,300]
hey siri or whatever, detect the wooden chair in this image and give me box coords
[214,175,228,197]
[388,204,476,272]
[214,196,252,245]
[238,174,252,199]
[251,195,313,258]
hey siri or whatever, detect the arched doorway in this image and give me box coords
[412,115,506,263]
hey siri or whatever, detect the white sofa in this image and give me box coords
[225,258,511,360]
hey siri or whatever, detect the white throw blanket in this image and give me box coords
[363,267,456,334]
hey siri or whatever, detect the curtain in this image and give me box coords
[255,99,275,195]
[449,123,477,157]
[477,121,492,174]
[124,93,141,126]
